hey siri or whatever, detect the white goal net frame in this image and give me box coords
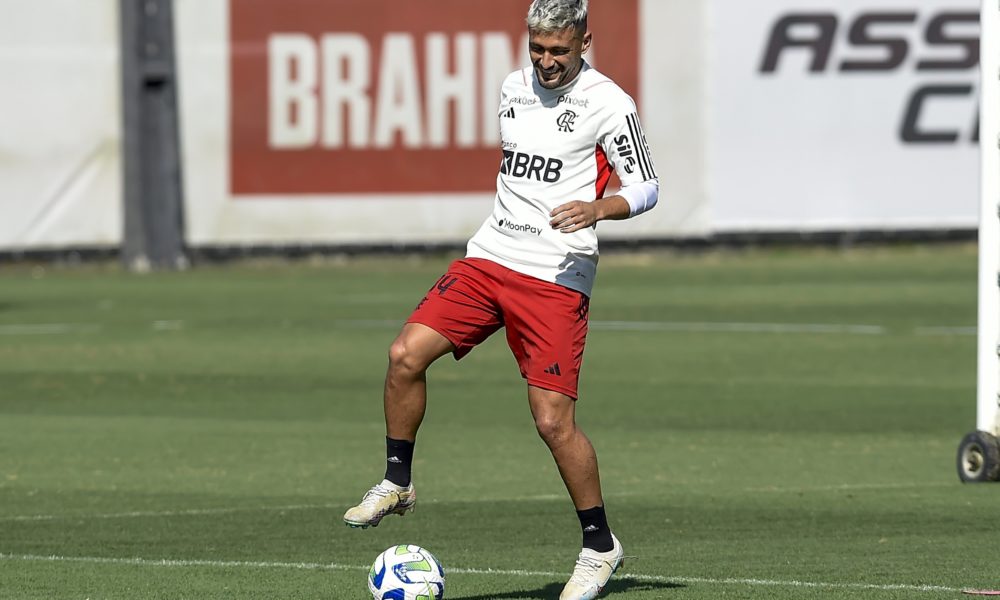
[979,0,1000,436]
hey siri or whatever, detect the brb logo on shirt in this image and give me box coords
[500,150,563,182]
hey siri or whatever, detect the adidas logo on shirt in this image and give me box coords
[501,106,516,119]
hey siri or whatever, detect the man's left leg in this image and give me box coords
[528,386,623,600]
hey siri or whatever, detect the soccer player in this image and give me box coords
[344,1,658,598]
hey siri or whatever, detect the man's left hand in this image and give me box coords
[550,201,599,234]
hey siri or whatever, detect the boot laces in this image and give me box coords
[568,554,605,586]
[359,484,394,508]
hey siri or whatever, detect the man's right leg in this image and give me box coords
[344,323,455,528]
[383,323,456,442]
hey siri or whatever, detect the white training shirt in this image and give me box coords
[466,61,658,297]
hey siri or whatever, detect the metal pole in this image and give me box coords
[120,0,187,271]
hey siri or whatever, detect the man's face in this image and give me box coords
[528,26,592,90]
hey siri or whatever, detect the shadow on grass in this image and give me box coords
[450,577,685,599]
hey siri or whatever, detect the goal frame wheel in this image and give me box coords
[957,431,1000,482]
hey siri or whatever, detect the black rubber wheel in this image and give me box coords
[957,430,1000,482]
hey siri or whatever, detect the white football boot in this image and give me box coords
[559,534,624,600]
[343,479,415,528]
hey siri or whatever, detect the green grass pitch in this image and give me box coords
[1,243,996,599]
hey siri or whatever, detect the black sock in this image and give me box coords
[384,437,414,487]
[577,505,614,552]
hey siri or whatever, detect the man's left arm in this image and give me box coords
[550,108,659,234]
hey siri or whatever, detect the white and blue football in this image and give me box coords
[368,544,445,600]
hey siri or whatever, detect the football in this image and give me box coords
[368,544,446,600]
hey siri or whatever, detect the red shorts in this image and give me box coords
[407,258,590,399]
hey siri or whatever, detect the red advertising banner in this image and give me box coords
[230,0,639,195]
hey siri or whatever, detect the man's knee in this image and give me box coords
[387,337,427,376]
[534,412,574,447]
[388,326,451,376]
[529,387,577,447]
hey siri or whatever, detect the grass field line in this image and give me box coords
[0,323,102,335]
[0,321,183,335]
[914,326,976,336]
[335,319,891,335]
[743,481,956,493]
[0,320,976,337]
[0,552,962,593]
[339,319,975,336]
[0,493,574,522]
[0,503,341,522]
[589,320,888,335]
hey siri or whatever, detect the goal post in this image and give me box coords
[958,0,1000,482]
[978,0,1000,437]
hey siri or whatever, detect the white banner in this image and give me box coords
[709,0,979,232]
[0,0,121,250]
[0,0,980,251]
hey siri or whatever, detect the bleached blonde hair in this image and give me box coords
[526,0,588,33]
